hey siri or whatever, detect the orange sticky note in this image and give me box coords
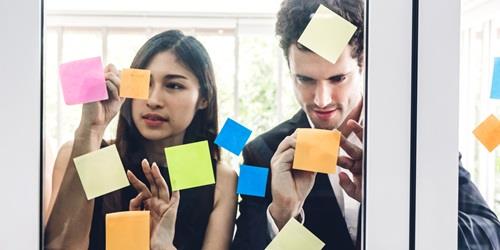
[120,68,151,99]
[293,128,341,173]
[106,211,150,250]
[473,114,500,152]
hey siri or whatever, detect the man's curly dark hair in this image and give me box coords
[276,0,364,66]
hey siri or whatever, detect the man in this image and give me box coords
[231,0,499,249]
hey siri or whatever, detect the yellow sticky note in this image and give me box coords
[106,211,150,250]
[120,68,151,99]
[165,140,215,191]
[265,218,325,250]
[293,128,341,174]
[73,145,129,200]
[298,4,357,64]
[473,114,500,152]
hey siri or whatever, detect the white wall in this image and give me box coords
[364,0,412,249]
[0,0,41,248]
[416,0,460,249]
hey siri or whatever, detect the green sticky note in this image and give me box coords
[298,4,357,64]
[265,218,325,250]
[165,141,215,191]
[74,144,129,200]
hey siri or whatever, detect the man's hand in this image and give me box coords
[338,120,363,202]
[269,131,316,229]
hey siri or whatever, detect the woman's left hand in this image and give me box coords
[127,159,180,250]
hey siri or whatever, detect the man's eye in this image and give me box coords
[331,75,347,83]
[297,76,314,84]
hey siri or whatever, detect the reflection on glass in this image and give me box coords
[43,0,367,249]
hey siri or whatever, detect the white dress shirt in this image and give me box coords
[266,113,362,243]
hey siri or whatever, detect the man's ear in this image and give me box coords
[198,98,208,110]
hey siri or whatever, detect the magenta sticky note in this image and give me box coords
[59,57,108,105]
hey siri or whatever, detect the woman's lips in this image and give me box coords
[142,113,168,127]
[313,109,337,121]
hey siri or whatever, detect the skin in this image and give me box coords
[269,44,365,229]
[45,51,237,250]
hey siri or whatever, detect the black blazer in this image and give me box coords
[231,110,500,250]
[232,110,356,250]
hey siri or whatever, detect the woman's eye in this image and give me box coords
[164,82,184,90]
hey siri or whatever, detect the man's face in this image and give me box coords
[289,44,363,130]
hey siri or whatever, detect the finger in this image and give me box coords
[127,170,152,198]
[129,192,146,211]
[339,172,357,198]
[105,71,121,91]
[347,120,363,141]
[105,80,119,101]
[170,191,180,207]
[142,159,158,198]
[274,134,297,157]
[337,156,354,170]
[271,147,295,172]
[340,136,363,160]
[337,156,362,175]
[104,63,119,75]
[152,163,170,202]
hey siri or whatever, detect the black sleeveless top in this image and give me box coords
[88,158,216,250]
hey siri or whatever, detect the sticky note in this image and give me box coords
[73,145,129,200]
[297,4,357,64]
[106,211,150,250]
[215,118,252,155]
[120,68,151,99]
[237,165,269,197]
[473,114,500,152]
[491,57,500,99]
[265,218,325,250]
[293,128,341,174]
[165,141,215,191]
[59,56,108,105]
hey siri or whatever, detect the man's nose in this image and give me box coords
[313,82,332,108]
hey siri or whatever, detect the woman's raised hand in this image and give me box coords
[127,159,180,250]
[80,64,124,133]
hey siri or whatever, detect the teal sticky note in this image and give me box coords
[491,57,500,99]
[215,118,252,156]
[165,141,215,191]
[237,165,269,197]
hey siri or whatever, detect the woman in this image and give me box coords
[45,30,237,250]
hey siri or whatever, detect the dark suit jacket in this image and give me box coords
[232,110,356,250]
[232,110,500,250]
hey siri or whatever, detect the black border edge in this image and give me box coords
[39,0,45,248]
[362,0,369,249]
[410,0,419,249]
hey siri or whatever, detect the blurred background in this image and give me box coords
[42,0,500,217]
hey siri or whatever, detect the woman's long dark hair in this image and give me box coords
[114,30,220,197]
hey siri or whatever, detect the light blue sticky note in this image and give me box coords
[237,165,269,197]
[491,57,500,99]
[215,118,252,155]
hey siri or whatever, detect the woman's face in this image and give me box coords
[132,50,207,143]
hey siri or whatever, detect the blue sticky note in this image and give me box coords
[237,165,269,197]
[491,57,500,99]
[215,118,252,155]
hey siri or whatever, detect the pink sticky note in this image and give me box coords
[59,57,108,105]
